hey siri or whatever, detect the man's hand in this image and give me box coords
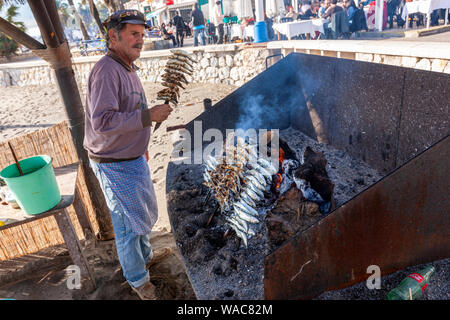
[144,150,149,162]
[149,104,173,123]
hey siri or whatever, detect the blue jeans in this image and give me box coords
[90,160,153,288]
[194,27,205,46]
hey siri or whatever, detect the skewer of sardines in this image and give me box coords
[202,137,278,247]
[154,49,197,131]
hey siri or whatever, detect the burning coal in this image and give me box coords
[202,134,333,248]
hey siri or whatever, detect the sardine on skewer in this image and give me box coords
[165,64,193,76]
[170,49,197,63]
[154,50,196,131]
[161,72,189,85]
[162,79,185,90]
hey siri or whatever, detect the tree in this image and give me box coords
[67,0,91,40]
[56,1,72,29]
[0,3,25,57]
[88,0,106,37]
[103,0,125,14]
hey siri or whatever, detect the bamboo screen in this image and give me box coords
[0,121,100,261]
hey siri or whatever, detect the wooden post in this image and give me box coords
[54,209,96,293]
[44,0,66,43]
[28,0,61,48]
[0,17,45,50]
[89,0,106,37]
[67,0,91,40]
[73,185,94,239]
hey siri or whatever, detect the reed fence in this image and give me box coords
[0,121,100,261]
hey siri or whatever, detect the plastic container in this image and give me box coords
[387,266,435,300]
[254,21,269,43]
[0,155,61,215]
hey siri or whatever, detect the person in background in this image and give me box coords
[167,22,176,35]
[386,0,401,29]
[85,9,173,300]
[265,13,275,40]
[344,0,358,26]
[319,0,331,17]
[186,21,193,37]
[358,0,372,7]
[191,2,206,46]
[213,1,225,44]
[285,5,298,19]
[299,1,319,19]
[160,22,177,47]
[299,1,312,14]
[206,19,217,44]
[173,10,185,47]
[322,0,344,22]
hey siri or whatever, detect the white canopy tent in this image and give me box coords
[236,0,253,19]
[292,0,298,12]
[265,0,285,18]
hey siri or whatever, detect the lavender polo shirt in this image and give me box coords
[83,53,151,159]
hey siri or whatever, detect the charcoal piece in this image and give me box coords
[224,289,234,298]
[279,138,297,160]
[205,228,227,249]
[294,146,334,202]
[210,254,237,277]
[265,187,303,251]
[212,264,223,275]
[265,186,322,252]
[265,131,298,161]
[184,223,197,238]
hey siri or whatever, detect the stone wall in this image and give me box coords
[3,41,450,87]
[355,53,450,73]
[0,64,56,87]
[269,40,450,74]
[0,45,269,88]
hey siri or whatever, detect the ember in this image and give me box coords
[275,173,283,190]
[279,148,286,170]
[275,147,286,190]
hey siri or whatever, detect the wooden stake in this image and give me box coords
[202,190,211,206]
[206,203,220,226]
[222,229,230,240]
[166,124,186,132]
[409,288,413,300]
[8,142,23,176]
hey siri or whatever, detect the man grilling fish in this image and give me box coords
[83,10,173,300]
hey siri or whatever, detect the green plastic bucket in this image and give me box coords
[0,155,61,215]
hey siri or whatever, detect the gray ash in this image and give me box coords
[166,128,385,299]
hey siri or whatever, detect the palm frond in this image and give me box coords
[2,0,26,4]
[0,0,24,11]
